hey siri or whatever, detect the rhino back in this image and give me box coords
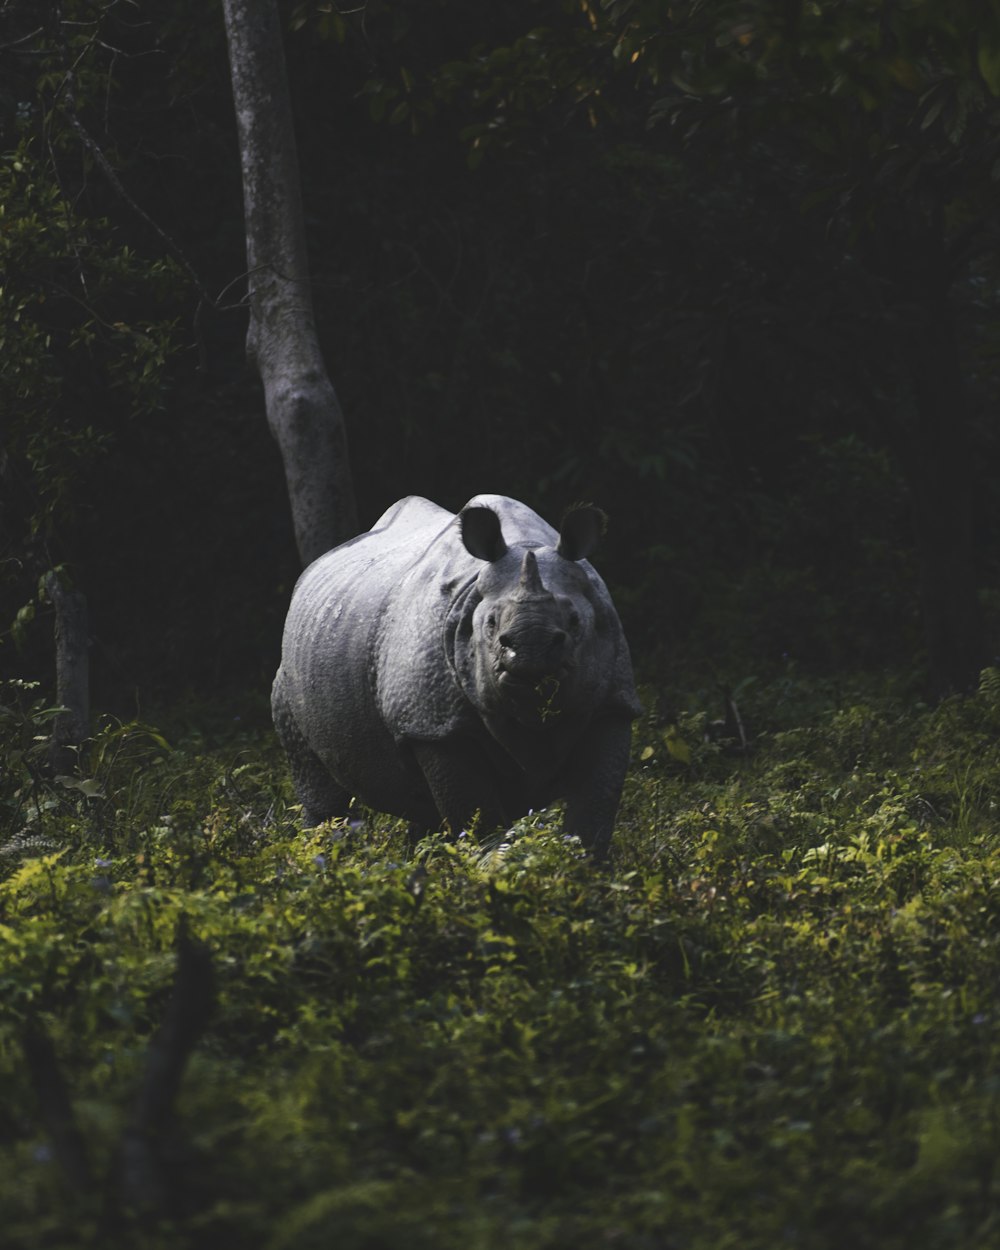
[277,497,466,815]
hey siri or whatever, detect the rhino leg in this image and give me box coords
[409,738,507,837]
[561,715,633,860]
[272,675,350,827]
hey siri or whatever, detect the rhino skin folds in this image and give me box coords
[272,494,641,858]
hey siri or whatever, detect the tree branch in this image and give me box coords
[22,1017,93,1195]
[117,922,216,1215]
[43,570,90,774]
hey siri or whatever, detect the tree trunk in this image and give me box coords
[222,0,357,566]
[867,199,986,699]
[44,571,90,773]
[901,302,985,698]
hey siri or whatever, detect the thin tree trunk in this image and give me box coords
[222,0,357,566]
[22,1018,92,1194]
[44,571,89,773]
[117,924,215,1216]
[901,303,985,698]
[868,201,986,699]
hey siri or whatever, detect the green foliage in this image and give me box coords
[0,153,181,547]
[2,674,1000,1246]
[1,5,187,661]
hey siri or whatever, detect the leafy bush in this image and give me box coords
[2,674,999,1248]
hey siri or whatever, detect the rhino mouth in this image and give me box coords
[495,668,568,707]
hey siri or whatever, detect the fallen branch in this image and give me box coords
[22,920,215,1223]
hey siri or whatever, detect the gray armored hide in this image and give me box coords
[272,494,641,857]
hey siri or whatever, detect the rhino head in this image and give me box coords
[455,503,610,725]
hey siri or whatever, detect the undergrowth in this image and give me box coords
[1,671,999,1249]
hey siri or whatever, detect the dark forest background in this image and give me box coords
[4,0,1000,721]
[6,9,1000,1242]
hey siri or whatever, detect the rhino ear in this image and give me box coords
[557,505,607,561]
[460,506,507,562]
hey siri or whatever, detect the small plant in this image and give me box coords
[2,672,1000,1247]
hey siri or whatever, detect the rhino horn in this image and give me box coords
[518,550,546,596]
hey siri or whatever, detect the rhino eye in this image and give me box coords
[568,610,581,632]
[485,613,497,636]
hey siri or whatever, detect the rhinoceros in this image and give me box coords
[272,494,641,856]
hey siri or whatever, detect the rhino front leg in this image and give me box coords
[409,738,507,838]
[272,673,351,827]
[561,715,633,860]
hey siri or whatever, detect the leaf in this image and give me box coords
[920,90,949,131]
[1,851,68,898]
[11,600,35,651]
[55,776,105,799]
[978,39,1000,96]
[268,1182,398,1250]
[978,666,1000,702]
[406,863,428,904]
[663,726,692,766]
[369,88,396,123]
[640,745,655,761]
[887,57,922,93]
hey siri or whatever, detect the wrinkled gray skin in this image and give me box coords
[272,495,642,858]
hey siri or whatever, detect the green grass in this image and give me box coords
[2,672,1000,1248]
